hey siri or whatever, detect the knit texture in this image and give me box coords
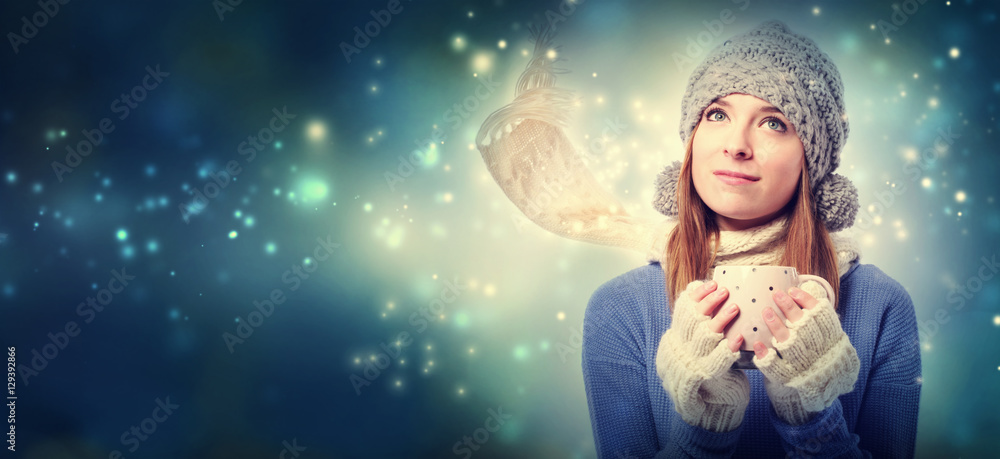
[681,214,860,279]
[656,280,749,432]
[582,262,922,458]
[753,290,862,426]
[653,20,860,232]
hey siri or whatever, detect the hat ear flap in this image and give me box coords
[815,173,860,232]
[653,160,683,217]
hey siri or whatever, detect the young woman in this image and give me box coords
[474,20,920,459]
[582,22,921,457]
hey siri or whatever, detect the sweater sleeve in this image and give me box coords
[582,276,744,458]
[767,279,922,458]
[582,280,660,458]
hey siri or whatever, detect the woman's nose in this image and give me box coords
[724,126,753,159]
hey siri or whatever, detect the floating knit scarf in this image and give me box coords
[475,27,861,278]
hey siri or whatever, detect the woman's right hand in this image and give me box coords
[655,279,750,433]
[688,280,744,353]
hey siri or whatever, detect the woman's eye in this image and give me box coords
[764,118,787,132]
[707,110,726,121]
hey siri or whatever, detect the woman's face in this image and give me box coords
[691,93,805,231]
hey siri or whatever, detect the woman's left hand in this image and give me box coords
[749,280,861,425]
[751,286,819,358]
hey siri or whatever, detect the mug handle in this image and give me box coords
[797,274,836,307]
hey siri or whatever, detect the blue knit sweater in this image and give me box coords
[582,261,921,458]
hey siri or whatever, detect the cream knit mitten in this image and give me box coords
[753,281,861,425]
[656,280,749,433]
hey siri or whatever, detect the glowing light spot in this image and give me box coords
[95,193,103,202]
[513,345,529,361]
[454,312,469,328]
[557,311,566,321]
[147,240,159,252]
[385,225,404,249]
[993,315,1000,326]
[442,192,453,203]
[452,35,466,51]
[483,284,496,296]
[228,230,238,239]
[5,172,15,183]
[234,210,242,218]
[122,245,134,259]
[928,97,939,108]
[472,52,493,72]
[364,202,373,212]
[274,140,283,150]
[307,121,327,141]
[244,216,255,227]
[498,39,506,49]
[949,47,960,59]
[955,190,967,202]
[458,387,465,395]
[116,229,128,241]
[812,6,821,15]
[921,177,932,188]
[546,49,557,59]
[300,179,328,202]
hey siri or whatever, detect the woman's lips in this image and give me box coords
[714,173,758,186]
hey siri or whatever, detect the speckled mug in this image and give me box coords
[712,265,835,370]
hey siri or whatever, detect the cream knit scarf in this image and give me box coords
[706,215,860,278]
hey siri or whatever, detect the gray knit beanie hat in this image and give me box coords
[652,19,859,232]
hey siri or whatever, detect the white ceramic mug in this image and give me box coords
[711,265,835,369]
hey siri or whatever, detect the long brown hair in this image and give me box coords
[664,122,841,310]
